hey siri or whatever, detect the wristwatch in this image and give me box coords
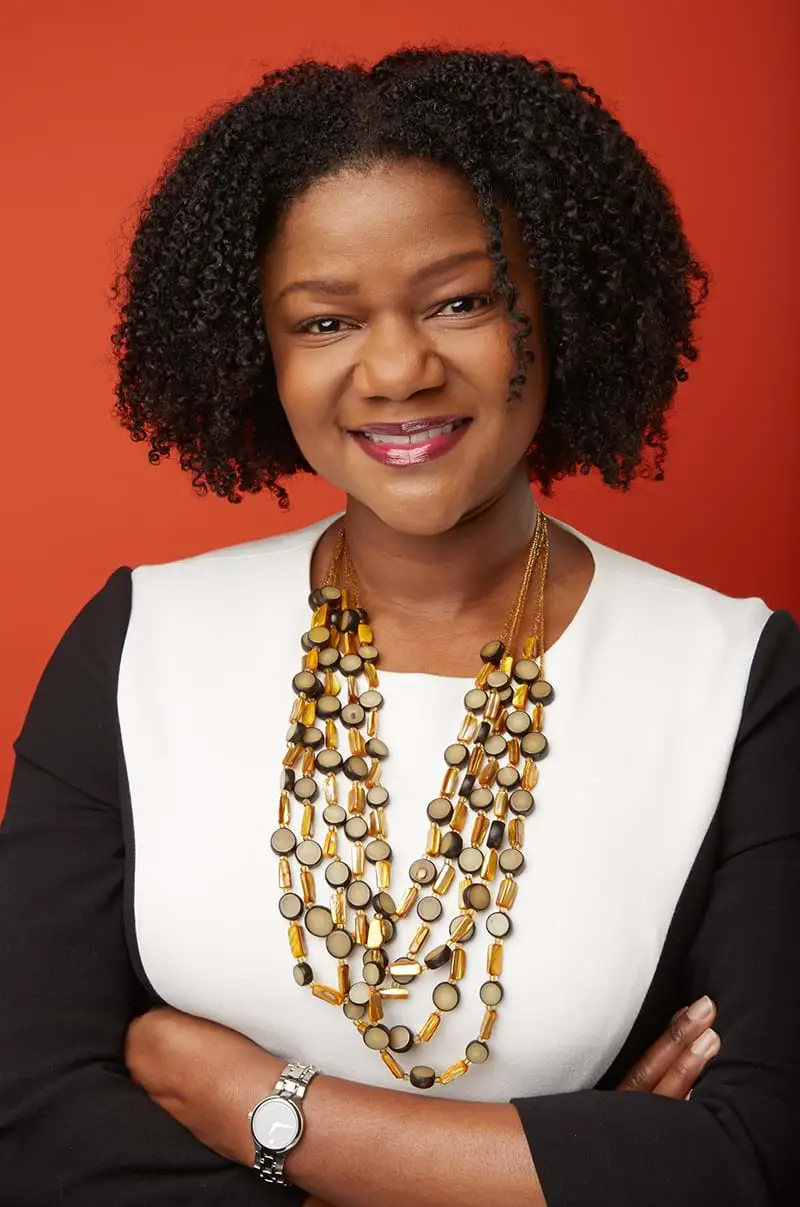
[249,1061,320,1186]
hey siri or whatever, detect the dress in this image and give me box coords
[0,513,798,1205]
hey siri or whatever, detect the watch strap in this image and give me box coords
[252,1062,319,1187]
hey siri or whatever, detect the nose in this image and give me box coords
[353,317,446,402]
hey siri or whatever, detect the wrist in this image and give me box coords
[249,1061,321,1187]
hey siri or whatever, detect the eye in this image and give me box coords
[435,293,496,317]
[294,315,356,336]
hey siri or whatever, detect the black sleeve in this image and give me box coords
[0,569,306,1207]
[510,609,800,1207]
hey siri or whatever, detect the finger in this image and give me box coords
[653,1027,721,1098]
[616,996,717,1092]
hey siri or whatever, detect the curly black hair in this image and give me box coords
[110,44,710,507]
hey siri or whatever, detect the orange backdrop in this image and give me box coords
[2,0,798,810]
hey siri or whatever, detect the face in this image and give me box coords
[260,158,547,537]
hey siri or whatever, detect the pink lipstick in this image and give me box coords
[349,416,471,467]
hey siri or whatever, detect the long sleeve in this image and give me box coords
[510,609,800,1206]
[0,569,305,1206]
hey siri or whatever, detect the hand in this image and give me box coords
[616,995,721,1099]
[125,1005,280,1164]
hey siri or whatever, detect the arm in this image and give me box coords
[0,569,306,1205]
[130,611,800,1207]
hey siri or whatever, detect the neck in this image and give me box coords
[342,468,538,620]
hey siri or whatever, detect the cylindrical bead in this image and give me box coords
[440,1060,469,1085]
[381,1050,406,1079]
[288,922,307,959]
[395,885,419,917]
[450,945,466,981]
[433,864,455,895]
[487,942,504,977]
[279,857,293,889]
[479,1007,498,1040]
[471,814,489,845]
[426,823,442,856]
[450,801,468,831]
[300,869,316,904]
[508,818,525,848]
[419,1011,441,1042]
[497,877,518,909]
[408,923,430,956]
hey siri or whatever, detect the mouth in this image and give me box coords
[348,416,472,467]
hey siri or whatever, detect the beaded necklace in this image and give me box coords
[271,511,552,1090]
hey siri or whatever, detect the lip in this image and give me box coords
[350,417,471,468]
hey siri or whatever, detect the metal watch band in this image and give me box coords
[253,1062,319,1187]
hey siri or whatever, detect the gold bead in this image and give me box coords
[300,869,316,904]
[331,889,346,927]
[375,807,387,837]
[302,700,316,725]
[302,747,316,777]
[377,859,391,889]
[368,990,384,1022]
[322,827,338,858]
[347,674,359,701]
[380,986,409,1000]
[290,698,304,723]
[440,1059,469,1085]
[343,632,358,656]
[325,718,339,749]
[479,758,499,787]
[283,744,303,768]
[450,945,466,980]
[349,729,367,756]
[487,942,504,977]
[365,758,382,789]
[311,603,329,627]
[279,857,293,889]
[381,1050,406,1079]
[357,622,374,644]
[497,877,518,909]
[389,959,423,978]
[301,803,315,838]
[419,1011,441,1042]
[493,708,508,735]
[508,818,525,848]
[433,864,455,895]
[368,809,381,837]
[349,784,366,814]
[324,775,338,806]
[311,983,343,1006]
[408,923,430,957]
[484,691,501,721]
[512,682,529,709]
[303,648,319,672]
[458,712,478,742]
[441,766,460,797]
[278,791,291,825]
[337,962,351,997]
[471,814,489,845]
[467,746,485,777]
[288,922,307,959]
[479,1007,498,1040]
[450,914,473,942]
[507,737,521,765]
[476,661,493,688]
[340,588,352,610]
[395,886,420,918]
[450,801,468,832]
[482,849,498,882]
[354,911,368,945]
[493,788,509,819]
[353,843,366,876]
[532,703,544,732]
[522,635,536,659]
[426,823,441,856]
[365,661,379,689]
[367,915,386,949]
[499,654,514,675]
[521,758,538,790]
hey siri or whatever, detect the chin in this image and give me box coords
[363,492,476,539]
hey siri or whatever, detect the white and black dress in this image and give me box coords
[1,515,798,1205]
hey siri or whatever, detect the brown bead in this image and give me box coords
[410,858,437,886]
[424,943,451,971]
[439,831,463,860]
[417,895,443,922]
[487,820,505,849]
[294,776,318,802]
[367,785,390,808]
[278,892,304,920]
[343,755,369,781]
[305,905,334,937]
[479,979,504,1007]
[373,891,396,918]
[340,702,365,728]
[343,999,366,1020]
[360,689,384,711]
[432,981,461,1012]
[427,796,454,823]
[365,839,391,864]
[486,910,512,939]
[270,827,296,856]
[464,883,491,911]
[389,1024,415,1053]
[469,787,494,812]
[531,679,554,703]
[363,1025,391,1051]
[458,846,484,874]
[509,789,535,816]
[293,961,313,987]
[464,688,488,713]
[480,639,504,664]
[409,1065,436,1090]
[499,848,525,875]
[466,1039,490,1064]
[326,929,354,959]
[444,742,470,767]
[344,815,368,842]
[348,981,372,1005]
[505,710,532,736]
[295,839,323,867]
[521,732,549,760]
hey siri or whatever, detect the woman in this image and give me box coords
[0,44,797,1207]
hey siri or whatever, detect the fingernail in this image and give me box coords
[687,995,714,1022]
[690,1028,720,1059]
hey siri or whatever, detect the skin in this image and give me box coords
[125,160,722,1206]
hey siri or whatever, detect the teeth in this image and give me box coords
[364,421,460,445]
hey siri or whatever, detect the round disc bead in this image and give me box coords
[409,1065,436,1089]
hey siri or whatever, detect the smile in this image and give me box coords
[349,417,471,467]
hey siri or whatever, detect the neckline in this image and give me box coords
[300,511,604,684]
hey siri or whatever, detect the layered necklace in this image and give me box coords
[271,510,552,1090]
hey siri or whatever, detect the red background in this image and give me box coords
[1,0,798,810]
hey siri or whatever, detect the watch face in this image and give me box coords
[251,1096,302,1153]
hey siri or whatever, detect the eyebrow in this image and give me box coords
[274,249,492,303]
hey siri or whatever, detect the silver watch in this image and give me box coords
[249,1062,319,1186]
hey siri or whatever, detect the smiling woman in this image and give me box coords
[1,41,798,1207]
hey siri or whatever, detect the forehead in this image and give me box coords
[264,160,494,279]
